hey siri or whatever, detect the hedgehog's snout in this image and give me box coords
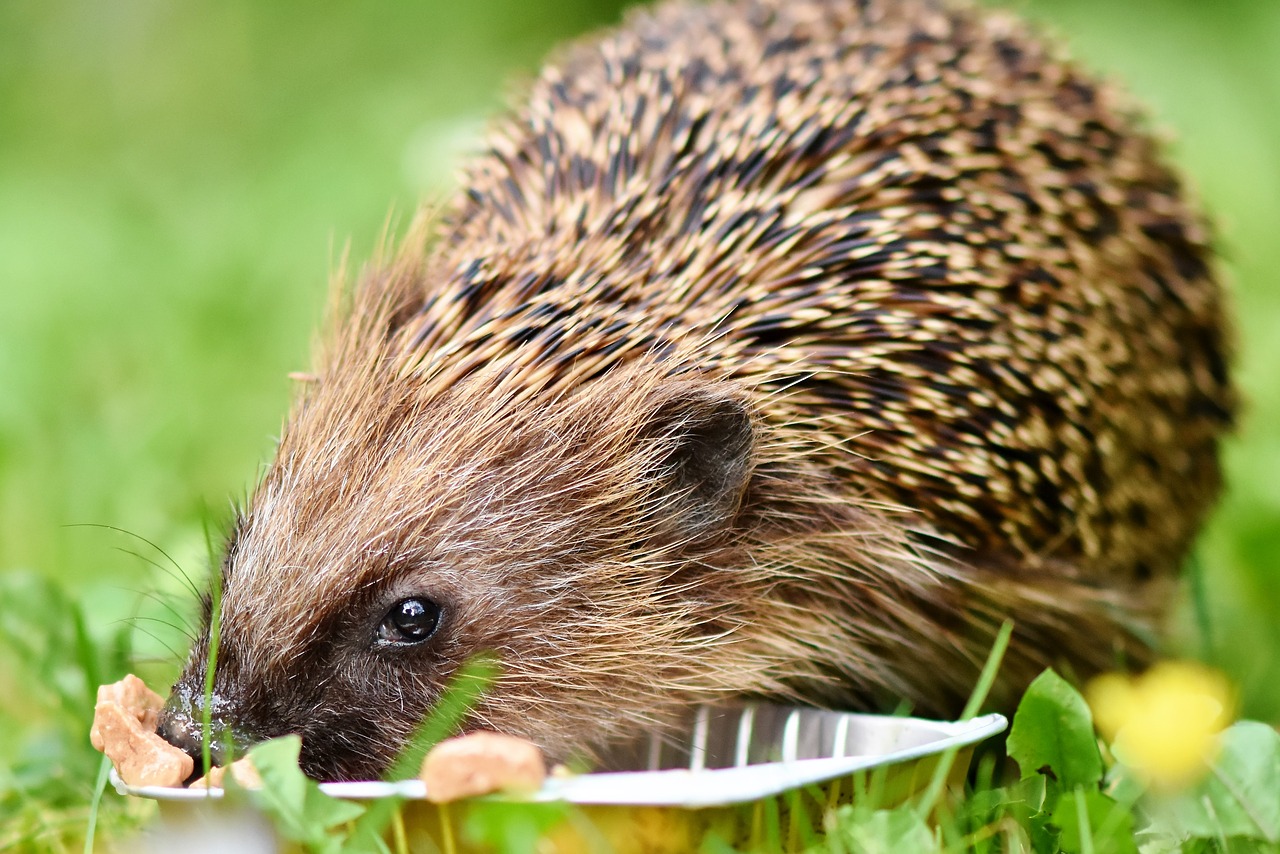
[156,689,245,776]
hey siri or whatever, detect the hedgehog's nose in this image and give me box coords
[156,695,236,773]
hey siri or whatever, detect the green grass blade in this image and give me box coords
[84,753,111,854]
[914,620,1013,818]
[201,565,223,780]
[344,655,500,850]
[384,654,500,783]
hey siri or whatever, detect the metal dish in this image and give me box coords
[113,706,1007,852]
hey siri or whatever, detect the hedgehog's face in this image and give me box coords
[158,372,758,781]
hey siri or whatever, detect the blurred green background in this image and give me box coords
[0,0,1276,847]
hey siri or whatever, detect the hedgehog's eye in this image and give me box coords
[377,598,441,645]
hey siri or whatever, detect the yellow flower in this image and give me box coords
[1086,661,1233,790]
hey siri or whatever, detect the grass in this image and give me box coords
[0,0,1276,849]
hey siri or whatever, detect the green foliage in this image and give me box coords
[0,573,133,732]
[1135,722,1280,849]
[245,736,367,854]
[820,807,940,854]
[1008,670,1104,789]
[950,670,1280,854]
[1051,788,1137,854]
[0,571,146,850]
[955,775,1057,853]
[461,801,574,854]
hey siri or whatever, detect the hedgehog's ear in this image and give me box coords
[643,386,755,540]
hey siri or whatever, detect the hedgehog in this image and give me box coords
[156,0,1233,782]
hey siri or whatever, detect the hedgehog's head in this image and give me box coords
[157,345,766,780]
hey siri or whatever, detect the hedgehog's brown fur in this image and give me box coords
[160,0,1232,781]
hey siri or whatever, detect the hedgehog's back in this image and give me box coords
[391,0,1230,588]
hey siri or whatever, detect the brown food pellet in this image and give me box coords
[91,674,166,745]
[420,731,547,802]
[91,699,193,788]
